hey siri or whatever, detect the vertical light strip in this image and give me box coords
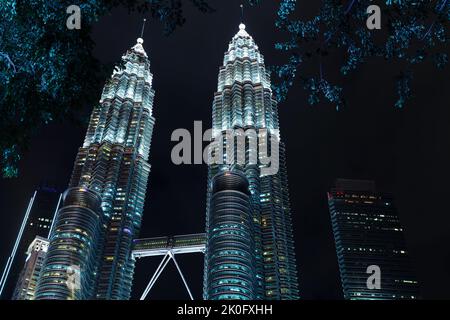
[0,190,37,297]
[48,193,62,239]
[0,257,12,289]
[0,194,34,289]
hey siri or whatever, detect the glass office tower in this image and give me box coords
[0,184,61,300]
[35,37,156,300]
[328,179,420,300]
[12,236,50,300]
[203,23,299,300]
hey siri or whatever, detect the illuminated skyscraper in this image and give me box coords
[203,23,299,300]
[35,36,156,300]
[12,236,49,300]
[328,179,420,300]
[0,185,61,300]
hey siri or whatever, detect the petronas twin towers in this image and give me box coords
[34,22,299,300]
[204,24,298,300]
[35,37,155,300]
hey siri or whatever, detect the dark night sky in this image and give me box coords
[1,1,450,300]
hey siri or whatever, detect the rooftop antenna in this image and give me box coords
[240,4,244,23]
[134,18,148,56]
[140,18,147,39]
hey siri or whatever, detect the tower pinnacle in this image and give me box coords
[236,4,249,38]
[236,22,249,38]
[133,18,148,57]
[140,18,147,39]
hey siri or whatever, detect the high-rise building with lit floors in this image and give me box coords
[35,37,156,300]
[203,23,299,300]
[12,236,49,300]
[0,184,61,300]
[19,185,61,251]
[328,179,420,300]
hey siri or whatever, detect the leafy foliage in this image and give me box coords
[0,0,213,178]
[1,0,448,177]
[260,0,449,109]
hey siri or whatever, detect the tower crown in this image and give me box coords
[132,37,147,57]
[224,23,262,67]
[236,23,250,38]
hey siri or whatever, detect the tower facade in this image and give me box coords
[328,179,420,300]
[12,236,49,300]
[0,185,61,300]
[203,24,299,300]
[205,170,256,299]
[35,37,156,300]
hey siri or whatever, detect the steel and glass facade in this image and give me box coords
[12,236,49,300]
[328,179,420,300]
[203,24,299,300]
[35,38,156,300]
[205,170,256,300]
[35,187,103,300]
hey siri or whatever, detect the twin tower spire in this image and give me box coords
[34,9,299,301]
[134,4,246,54]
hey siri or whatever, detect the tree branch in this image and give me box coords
[0,52,16,73]
[344,0,357,15]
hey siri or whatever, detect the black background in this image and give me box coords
[0,1,449,299]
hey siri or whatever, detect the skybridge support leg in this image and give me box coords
[139,250,195,300]
[140,252,171,300]
[170,251,194,300]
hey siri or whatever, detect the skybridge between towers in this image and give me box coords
[132,233,206,300]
